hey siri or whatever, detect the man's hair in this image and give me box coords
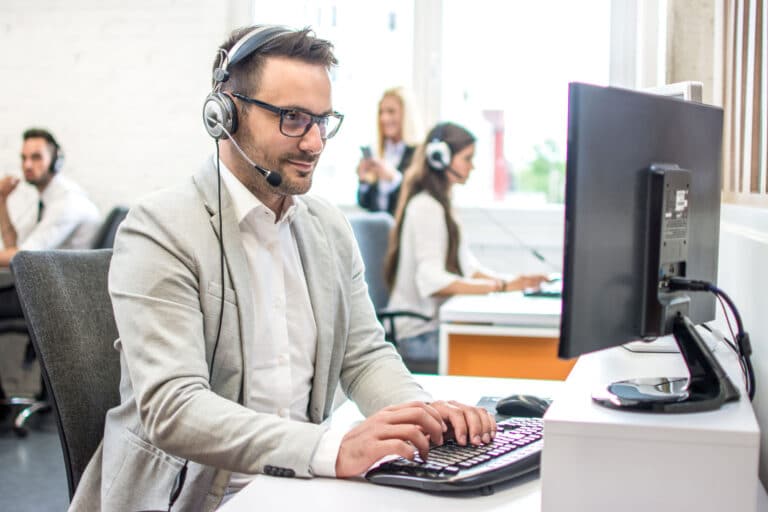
[23,128,59,153]
[213,25,338,97]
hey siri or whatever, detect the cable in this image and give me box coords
[667,277,755,400]
[477,209,561,272]
[166,146,227,511]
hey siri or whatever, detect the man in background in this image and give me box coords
[0,128,99,401]
[0,128,100,271]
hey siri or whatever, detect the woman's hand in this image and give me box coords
[505,274,550,292]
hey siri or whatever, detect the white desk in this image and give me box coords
[219,371,767,512]
[219,374,564,512]
[542,331,766,512]
[438,293,573,379]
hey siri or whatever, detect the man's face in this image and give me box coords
[232,56,333,196]
[21,137,54,186]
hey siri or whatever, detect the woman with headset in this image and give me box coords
[356,87,420,214]
[384,122,548,370]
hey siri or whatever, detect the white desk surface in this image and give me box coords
[439,292,561,328]
[219,368,768,512]
[219,374,564,512]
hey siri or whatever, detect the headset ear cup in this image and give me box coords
[203,93,238,139]
[426,140,452,171]
[51,148,64,174]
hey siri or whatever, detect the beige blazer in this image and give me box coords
[70,158,430,511]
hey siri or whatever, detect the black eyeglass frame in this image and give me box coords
[232,92,344,139]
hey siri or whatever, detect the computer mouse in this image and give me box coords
[495,394,551,418]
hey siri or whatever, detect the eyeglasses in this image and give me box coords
[232,93,344,140]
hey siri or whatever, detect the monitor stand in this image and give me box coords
[593,313,740,413]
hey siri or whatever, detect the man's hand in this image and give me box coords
[428,400,496,447]
[335,400,496,478]
[335,401,446,478]
[0,176,20,200]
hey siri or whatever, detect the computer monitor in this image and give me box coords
[645,80,704,102]
[559,82,739,413]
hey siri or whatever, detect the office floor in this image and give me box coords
[0,409,68,511]
[1,335,69,511]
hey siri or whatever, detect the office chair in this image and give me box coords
[0,313,50,436]
[347,212,434,373]
[11,249,120,499]
[91,206,129,249]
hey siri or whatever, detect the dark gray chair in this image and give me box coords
[91,206,129,249]
[11,249,120,499]
[347,212,434,373]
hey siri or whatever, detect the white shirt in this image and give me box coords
[387,192,489,338]
[219,161,345,492]
[374,140,406,211]
[10,174,100,250]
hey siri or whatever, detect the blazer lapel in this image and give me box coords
[193,159,255,402]
[292,204,336,423]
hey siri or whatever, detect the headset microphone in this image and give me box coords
[206,115,283,187]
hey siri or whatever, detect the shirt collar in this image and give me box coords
[218,158,302,225]
[39,173,63,203]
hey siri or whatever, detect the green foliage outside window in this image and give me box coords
[515,139,566,203]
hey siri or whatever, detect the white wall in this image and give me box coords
[716,205,768,490]
[0,0,246,215]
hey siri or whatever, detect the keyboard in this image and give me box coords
[523,278,562,298]
[365,417,543,494]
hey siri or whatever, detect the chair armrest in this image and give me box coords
[376,308,431,322]
[375,308,432,348]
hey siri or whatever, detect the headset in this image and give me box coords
[162,26,293,512]
[425,123,452,172]
[202,25,291,141]
[49,137,63,174]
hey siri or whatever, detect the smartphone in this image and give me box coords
[360,145,373,160]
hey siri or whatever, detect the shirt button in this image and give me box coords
[278,408,289,418]
[278,354,288,365]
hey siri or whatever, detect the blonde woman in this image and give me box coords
[356,87,420,214]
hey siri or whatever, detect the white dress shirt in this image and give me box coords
[387,192,491,338]
[219,161,345,492]
[10,174,100,250]
[374,139,406,211]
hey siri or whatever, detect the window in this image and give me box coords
[253,1,614,207]
[440,1,612,206]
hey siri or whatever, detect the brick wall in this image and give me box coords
[0,1,241,215]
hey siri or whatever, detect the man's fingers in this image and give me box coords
[448,400,488,446]
[383,401,446,429]
[376,424,430,460]
[380,407,445,445]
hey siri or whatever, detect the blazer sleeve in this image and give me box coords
[325,207,431,415]
[356,181,379,211]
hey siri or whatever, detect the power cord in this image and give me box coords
[667,277,755,400]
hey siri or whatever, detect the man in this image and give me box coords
[0,128,100,270]
[0,129,100,403]
[71,25,495,511]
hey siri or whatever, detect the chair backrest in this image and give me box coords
[11,249,120,499]
[348,212,394,311]
[91,206,129,249]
